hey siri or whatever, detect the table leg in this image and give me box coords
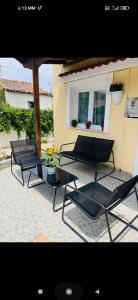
[53,187,58,211]
[74,180,77,189]
[53,186,72,212]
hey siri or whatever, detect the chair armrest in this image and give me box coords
[65,184,106,210]
[60,142,76,151]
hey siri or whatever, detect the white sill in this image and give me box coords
[68,126,108,134]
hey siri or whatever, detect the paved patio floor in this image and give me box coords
[0,158,138,242]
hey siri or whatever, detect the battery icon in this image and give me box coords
[120,6,130,10]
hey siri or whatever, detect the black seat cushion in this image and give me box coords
[66,182,112,219]
[76,152,98,165]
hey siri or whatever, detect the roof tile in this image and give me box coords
[0,78,52,96]
[58,58,127,77]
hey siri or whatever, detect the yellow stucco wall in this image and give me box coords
[53,65,138,174]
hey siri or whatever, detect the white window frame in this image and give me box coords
[77,89,107,131]
[67,72,113,133]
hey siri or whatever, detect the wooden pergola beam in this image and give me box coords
[32,59,41,157]
[18,57,81,69]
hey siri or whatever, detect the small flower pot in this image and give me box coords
[111,91,124,105]
[71,120,78,127]
[86,123,91,129]
[47,173,57,184]
[47,166,56,175]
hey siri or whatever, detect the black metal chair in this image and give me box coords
[60,135,115,181]
[62,175,138,242]
[10,139,44,186]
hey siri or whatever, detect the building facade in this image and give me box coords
[0,78,53,110]
[53,58,138,174]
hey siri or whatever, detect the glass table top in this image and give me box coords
[29,164,78,187]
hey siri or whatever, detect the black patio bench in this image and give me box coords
[10,139,45,186]
[60,135,115,181]
[62,175,138,242]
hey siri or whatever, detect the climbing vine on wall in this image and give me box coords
[0,103,53,139]
[0,88,6,105]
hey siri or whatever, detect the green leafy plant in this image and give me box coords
[109,83,124,92]
[0,103,53,139]
[0,88,6,105]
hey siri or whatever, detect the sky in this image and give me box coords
[0,58,52,92]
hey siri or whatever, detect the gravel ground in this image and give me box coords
[0,158,138,242]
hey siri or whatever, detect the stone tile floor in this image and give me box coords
[0,158,138,242]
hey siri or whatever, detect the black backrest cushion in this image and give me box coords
[107,175,138,207]
[74,135,94,155]
[91,138,114,161]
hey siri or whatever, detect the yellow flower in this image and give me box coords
[52,146,58,153]
[46,145,58,155]
[47,149,52,155]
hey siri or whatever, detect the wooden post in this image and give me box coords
[32,58,41,157]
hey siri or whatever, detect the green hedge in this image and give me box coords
[0,103,53,139]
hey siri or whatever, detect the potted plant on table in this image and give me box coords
[41,145,62,175]
[85,120,92,129]
[109,82,124,104]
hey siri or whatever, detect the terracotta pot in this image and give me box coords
[86,123,91,129]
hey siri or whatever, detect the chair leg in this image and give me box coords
[112,151,116,173]
[11,162,24,186]
[61,186,88,242]
[134,186,138,204]
[108,211,138,242]
[94,164,98,182]
[105,211,113,242]
[95,152,116,182]
[21,168,24,186]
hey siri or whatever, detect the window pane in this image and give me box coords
[93,91,106,129]
[28,102,34,109]
[78,92,89,123]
